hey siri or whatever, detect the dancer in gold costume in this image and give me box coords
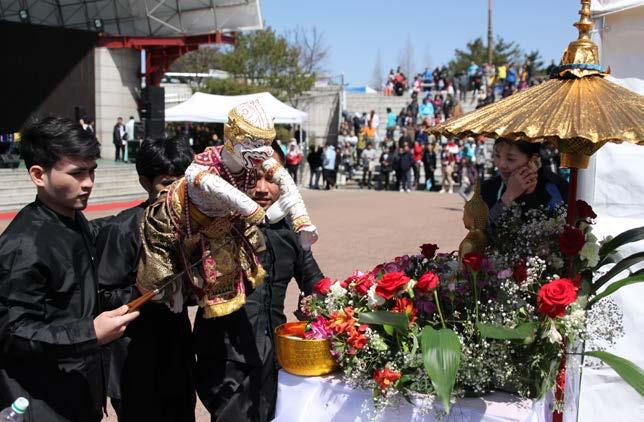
[137,100,318,318]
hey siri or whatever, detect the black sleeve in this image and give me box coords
[294,247,324,296]
[0,240,99,359]
[96,214,142,310]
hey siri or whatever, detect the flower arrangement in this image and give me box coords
[296,201,644,414]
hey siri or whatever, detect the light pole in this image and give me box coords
[487,0,493,65]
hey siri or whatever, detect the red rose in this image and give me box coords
[513,260,528,285]
[559,226,585,257]
[353,273,375,296]
[576,200,597,222]
[313,277,334,295]
[375,272,410,300]
[373,368,401,391]
[415,271,440,292]
[537,278,578,318]
[462,252,485,272]
[420,243,439,259]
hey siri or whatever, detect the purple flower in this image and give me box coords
[481,258,493,273]
[497,268,513,279]
[304,316,332,340]
[384,262,402,273]
[415,299,437,315]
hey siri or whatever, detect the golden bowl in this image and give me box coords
[275,322,337,377]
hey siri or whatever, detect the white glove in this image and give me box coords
[298,224,319,251]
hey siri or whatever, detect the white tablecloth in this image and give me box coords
[275,371,554,422]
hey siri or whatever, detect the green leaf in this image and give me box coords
[588,275,644,307]
[420,326,461,413]
[585,351,644,395]
[598,227,644,258]
[383,324,395,336]
[358,311,409,333]
[592,252,644,293]
[477,322,538,341]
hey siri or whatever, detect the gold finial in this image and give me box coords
[574,0,593,42]
[459,178,489,259]
[558,0,603,77]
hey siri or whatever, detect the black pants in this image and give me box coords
[323,169,336,189]
[424,164,436,189]
[196,355,277,422]
[286,164,298,184]
[361,167,372,188]
[378,170,390,190]
[114,144,124,161]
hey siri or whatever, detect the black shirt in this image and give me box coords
[0,198,105,422]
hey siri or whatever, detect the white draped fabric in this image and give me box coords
[275,371,554,422]
[573,3,644,421]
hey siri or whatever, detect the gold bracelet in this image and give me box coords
[265,162,282,181]
[292,215,312,231]
[244,206,265,225]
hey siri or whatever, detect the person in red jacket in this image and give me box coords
[412,140,423,190]
[285,140,303,184]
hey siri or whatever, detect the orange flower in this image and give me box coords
[326,307,357,334]
[346,328,368,352]
[392,297,417,322]
[373,368,401,390]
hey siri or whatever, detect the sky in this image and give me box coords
[262,0,582,86]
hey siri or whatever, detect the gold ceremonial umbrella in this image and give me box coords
[431,0,644,221]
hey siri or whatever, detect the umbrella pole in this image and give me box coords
[566,167,578,226]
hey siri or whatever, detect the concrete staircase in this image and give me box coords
[0,162,145,212]
[344,92,411,139]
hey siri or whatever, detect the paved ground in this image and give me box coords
[0,188,468,421]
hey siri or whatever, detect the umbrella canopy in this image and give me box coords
[431,0,644,169]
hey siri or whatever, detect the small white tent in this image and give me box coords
[165,92,308,124]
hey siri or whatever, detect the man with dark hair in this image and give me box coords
[194,140,324,422]
[113,117,125,161]
[0,116,140,422]
[95,136,196,422]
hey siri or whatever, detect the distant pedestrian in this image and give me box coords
[113,116,126,161]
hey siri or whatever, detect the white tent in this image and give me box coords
[571,2,644,422]
[165,92,308,124]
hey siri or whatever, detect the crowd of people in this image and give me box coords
[384,58,554,106]
[309,58,563,199]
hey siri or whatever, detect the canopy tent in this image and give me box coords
[165,92,308,125]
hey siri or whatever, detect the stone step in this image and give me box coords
[0,164,142,212]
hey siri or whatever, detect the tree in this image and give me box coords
[169,46,221,73]
[398,34,415,78]
[286,26,329,75]
[525,50,545,75]
[447,36,522,74]
[203,28,315,107]
[370,50,384,90]
[422,46,433,71]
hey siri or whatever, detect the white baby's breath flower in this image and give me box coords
[367,284,385,308]
[550,256,564,270]
[329,281,347,297]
